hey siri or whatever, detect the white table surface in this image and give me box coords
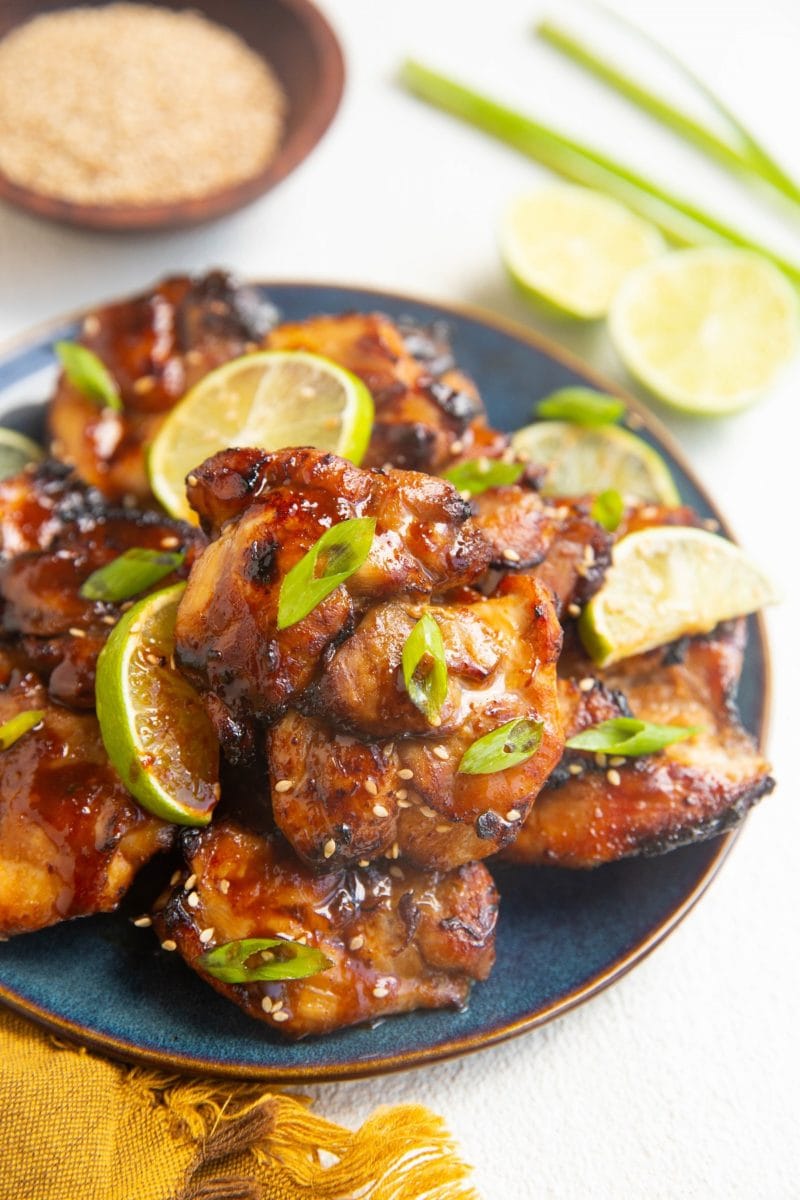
[1,1,798,1196]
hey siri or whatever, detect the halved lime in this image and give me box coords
[610,247,799,414]
[511,420,680,503]
[501,185,664,319]
[149,350,375,522]
[96,583,219,825]
[579,526,776,666]
[0,428,44,481]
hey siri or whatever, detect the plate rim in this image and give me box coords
[0,280,772,1081]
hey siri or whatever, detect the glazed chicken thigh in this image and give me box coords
[152,821,498,1038]
[175,447,565,870]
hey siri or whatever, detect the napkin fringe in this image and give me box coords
[114,1063,478,1200]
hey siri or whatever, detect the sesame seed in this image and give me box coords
[372,984,389,998]
[502,548,521,563]
[420,806,437,819]
[507,808,521,821]
[272,1010,290,1022]
[607,769,622,787]
[435,823,450,833]
[384,741,395,757]
[170,870,181,886]
[594,807,604,819]
[594,752,608,768]
[218,879,230,895]
[145,652,162,666]
[364,779,378,796]
[68,627,87,639]
[160,535,180,549]
[274,779,294,793]
[395,788,408,801]
[133,374,156,395]
[323,838,336,859]
[187,891,200,909]
[198,927,214,944]
[132,915,152,928]
[358,859,370,868]
[184,874,197,890]
[450,440,464,455]
[161,940,177,952]
[349,934,365,951]
[389,866,405,879]
[271,998,284,1012]
[578,677,595,692]
[261,995,273,1013]
[372,803,389,818]
[101,614,117,626]
[609,756,626,768]
[398,768,414,780]
[260,950,275,961]
[567,603,581,618]
[397,797,412,809]
[389,842,400,859]
[568,763,584,776]
[187,474,198,487]
[432,744,450,761]
[429,714,442,727]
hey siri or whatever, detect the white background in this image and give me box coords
[1,1,798,1196]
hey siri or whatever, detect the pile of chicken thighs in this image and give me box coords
[0,273,773,1038]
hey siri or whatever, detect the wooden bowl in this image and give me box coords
[0,0,345,231]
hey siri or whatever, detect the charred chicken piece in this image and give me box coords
[48,271,276,504]
[176,447,492,757]
[267,312,507,472]
[273,574,564,871]
[470,485,612,615]
[504,621,773,867]
[0,667,173,937]
[0,464,204,708]
[152,821,498,1038]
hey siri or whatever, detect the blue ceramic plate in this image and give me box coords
[0,284,770,1081]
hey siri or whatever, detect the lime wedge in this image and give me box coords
[511,421,680,504]
[0,428,44,481]
[610,247,799,414]
[149,350,375,522]
[501,185,664,319]
[96,583,219,825]
[579,526,776,666]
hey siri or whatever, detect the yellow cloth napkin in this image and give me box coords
[0,1006,478,1200]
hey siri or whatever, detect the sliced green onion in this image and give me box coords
[566,716,702,756]
[0,710,44,751]
[80,547,185,603]
[402,613,448,723]
[458,716,543,775]
[54,341,123,412]
[277,517,376,631]
[197,937,331,984]
[591,489,624,532]
[442,458,524,495]
[537,388,625,426]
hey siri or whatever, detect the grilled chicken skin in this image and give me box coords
[48,271,276,504]
[504,621,773,867]
[267,312,508,472]
[152,821,498,1039]
[0,463,203,708]
[0,665,173,936]
[272,574,564,871]
[176,446,492,756]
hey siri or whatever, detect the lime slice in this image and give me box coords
[96,583,219,825]
[610,247,800,414]
[579,526,776,666]
[511,421,680,504]
[0,428,44,481]
[501,185,664,319]
[149,350,375,522]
